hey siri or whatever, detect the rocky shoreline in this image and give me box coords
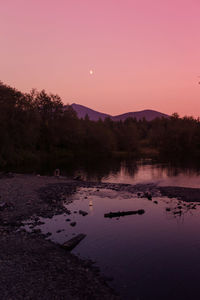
[0,174,120,299]
[0,173,200,299]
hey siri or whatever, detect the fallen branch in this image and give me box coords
[62,234,86,251]
[104,209,145,218]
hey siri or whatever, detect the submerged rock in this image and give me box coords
[79,210,88,216]
[45,232,52,237]
[70,222,76,227]
[56,229,64,233]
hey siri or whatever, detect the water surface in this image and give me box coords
[24,186,200,299]
[71,160,200,188]
[104,162,200,188]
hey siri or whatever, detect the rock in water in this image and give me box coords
[79,210,88,216]
[70,222,76,227]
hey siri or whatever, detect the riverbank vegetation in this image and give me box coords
[0,81,200,169]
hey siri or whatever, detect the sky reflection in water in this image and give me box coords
[100,161,200,188]
[24,186,200,300]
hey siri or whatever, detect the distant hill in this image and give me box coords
[71,103,110,120]
[70,103,169,121]
[112,110,169,121]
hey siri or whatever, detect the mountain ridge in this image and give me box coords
[70,103,169,121]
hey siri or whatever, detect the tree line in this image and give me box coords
[0,81,200,168]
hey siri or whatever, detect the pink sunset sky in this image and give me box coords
[1,0,200,117]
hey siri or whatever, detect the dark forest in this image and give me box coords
[1,81,200,168]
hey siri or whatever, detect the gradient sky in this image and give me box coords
[1,0,200,117]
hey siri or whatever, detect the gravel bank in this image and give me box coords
[0,174,119,300]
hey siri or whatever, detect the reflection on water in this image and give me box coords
[76,160,200,188]
[24,187,200,300]
[10,158,200,188]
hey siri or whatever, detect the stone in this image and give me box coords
[79,210,88,216]
[70,222,76,227]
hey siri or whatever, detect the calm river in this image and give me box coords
[25,161,200,299]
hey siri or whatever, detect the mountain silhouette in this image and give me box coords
[70,103,169,121]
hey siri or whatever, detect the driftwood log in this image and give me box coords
[62,234,86,251]
[104,209,145,218]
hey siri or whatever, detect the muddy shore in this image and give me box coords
[0,173,200,299]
